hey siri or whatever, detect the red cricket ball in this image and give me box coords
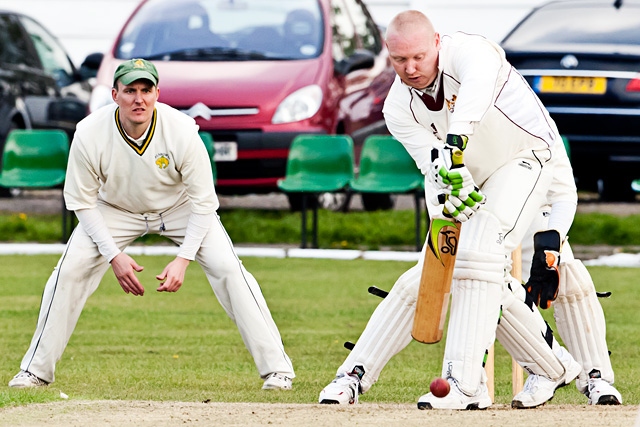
[429,377,450,398]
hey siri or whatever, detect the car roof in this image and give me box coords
[502,0,640,53]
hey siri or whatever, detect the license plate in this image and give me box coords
[214,142,237,161]
[534,76,607,94]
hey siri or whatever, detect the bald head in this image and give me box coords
[385,10,441,90]
[386,10,436,43]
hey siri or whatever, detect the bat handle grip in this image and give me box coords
[451,148,464,166]
[442,149,465,217]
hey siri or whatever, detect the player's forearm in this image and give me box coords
[75,208,121,262]
[177,212,215,260]
[547,200,577,240]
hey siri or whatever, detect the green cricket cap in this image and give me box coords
[113,58,159,86]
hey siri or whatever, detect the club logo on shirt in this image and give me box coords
[446,94,457,113]
[155,153,170,169]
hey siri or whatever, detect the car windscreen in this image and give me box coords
[116,0,324,61]
[502,3,640,48]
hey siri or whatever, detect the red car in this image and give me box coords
[90,0,396,210]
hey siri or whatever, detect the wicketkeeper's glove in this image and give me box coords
[525,229,561,309]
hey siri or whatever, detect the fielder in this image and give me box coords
[500,137,621,406]
[319,10,581,410]
[521,201,622,405]
[8,58,294,390]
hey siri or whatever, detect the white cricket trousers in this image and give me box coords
[18,199,294,383]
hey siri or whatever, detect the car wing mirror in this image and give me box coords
[79,52,104,80]
[336,49,375,75]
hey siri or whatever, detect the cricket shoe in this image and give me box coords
[511,349,582,409]
[319,372,361,404]
[585,370,622,405]
[8,370,48,388]
[262,373,292,390]
[417,378,492,410]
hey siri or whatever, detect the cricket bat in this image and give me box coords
[411,149,463,344]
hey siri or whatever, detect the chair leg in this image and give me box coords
[312,202,318,249]
[341,190,352,213]
[301,194,308,249]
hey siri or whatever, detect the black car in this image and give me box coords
[0,10,102,196]
[501,0,640,201]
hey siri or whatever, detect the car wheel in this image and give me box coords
[598,178,638,202]
[361,193,395,211]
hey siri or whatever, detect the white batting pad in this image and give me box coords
[443,210,505,395]
[555,259,614,392]
[444,277,502,395]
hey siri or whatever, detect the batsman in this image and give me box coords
[319,10,583,409]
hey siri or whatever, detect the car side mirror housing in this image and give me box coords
[335,49,375,75]
[79,53,104,80]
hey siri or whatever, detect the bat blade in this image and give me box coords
[411,217,461,344]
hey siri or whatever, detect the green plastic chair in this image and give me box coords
[198,131,217,183]
[351,135,425,251]
[0,129,73,241]
[277,134,355,248]
[561,135,571,160]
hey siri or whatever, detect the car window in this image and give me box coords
[18,15,75,87]
[0,14,37,67]
[341,0,382,54]
[503,4,640,47]
[117,0,323,60]
[331,0,357,61]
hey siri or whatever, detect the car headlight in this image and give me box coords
[272,85,322,124]
[89,84,115,113]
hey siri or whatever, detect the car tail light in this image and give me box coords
[626,77,640,92]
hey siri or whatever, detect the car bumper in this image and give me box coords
[548,106,640,185]
[202,130,326,194]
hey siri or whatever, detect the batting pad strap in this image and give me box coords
[453,249,504,283]
[555,259,614,390]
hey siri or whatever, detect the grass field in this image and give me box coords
[4,209,640,251]
[1,255,638,409]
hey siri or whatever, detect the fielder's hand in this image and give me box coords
[156,256,190,292]
[525,229,561,309]
[111,252,145,296]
